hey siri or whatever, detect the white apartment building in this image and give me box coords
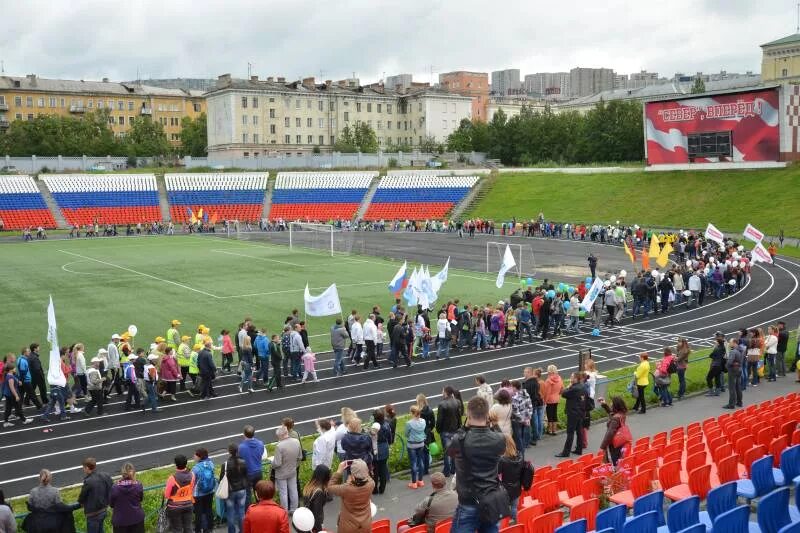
[206,75,471,157]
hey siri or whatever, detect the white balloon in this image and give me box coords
[651,270,658,278]
[725,260,731,266]
[609,275,617,283]
[729,279,737,286]
[737,245,744,251]
[732,261,739,268]
[619,270,627,278]
[732,252,740,259]
[604,280,611,288]
[292,507,316,532]
[683,290,692,297]
[370,502,377,518]
[127,325,138,337]
[685,260,692,267]
[616,220,620,225]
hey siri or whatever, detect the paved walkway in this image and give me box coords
[215,375,799,531]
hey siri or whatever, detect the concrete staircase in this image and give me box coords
[155,175,171,221]
[36,178,67,228]
[448,171,497,220]
[354,175,381,220]
[261,176,274,219]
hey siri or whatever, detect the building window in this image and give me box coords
[367,120,372,128]
[387,103,392,114]
[307,135,313,144]
[319,135,324,145]
[253,115,258,125]
[27,113,34,121]
[344,111,349,122]
[242,115,248,125]
[270,124,276,134]
[331,118,336,128]
[285,134,291,144]
[269,97,275,103]
[418,103,422,112]
[129,101,134,111]
[295,99,301,109]
[442,120,447,129]
[296,117,301,127]
[329,101,335,111]
[98,100,104,109]
[783,68,789,77]
[119,116,125,125]
[116,101,123,110]
[296,134,301,144]
[0,95,5,105]
[318,100,323,111]
[37,98,44,107]
[26,96,33,107]
[367,103,372,112]
[108,115,115,124]
[269,108,276,118]
[193,103,201,112]
[14,96,22,106]
[285,117,290,127]
[241,96,248,108]
[356,102,362,112]
[253,133,259,143]
[60,98,65,108]
[387,120,392,130]
[243,133,248,143]
[378,137,383,145]
[306,100,311,109]
[88,100,94,108]
[307,117,312,127]
[377,120,382,130]
[243,152,249,158]
[377,103,382,113]
[318,118,324,128]
[252,97,258,108]
[331,135,335,145]
[49,97,56,107]
[15,113,21,120]
[129,116,134,124]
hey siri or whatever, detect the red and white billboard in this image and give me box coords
[645,88,780,164]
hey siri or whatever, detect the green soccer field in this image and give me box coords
[0,234,513,369]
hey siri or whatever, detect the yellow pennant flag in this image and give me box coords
[624,241,635,264]
[656,240,674,268]
[648,234,660,258]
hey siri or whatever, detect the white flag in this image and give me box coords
[751,242,774,264]
[304,283,342,317]
[742,223,765,244]
[580,278,605,313]
[431,257,449,293]
[46,296,66,387]
[403,267,419,306]
[704,223,725,245]
[495,245,517,288]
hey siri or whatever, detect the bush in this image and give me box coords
[388,157,398,168]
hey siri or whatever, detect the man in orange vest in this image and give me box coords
[163,454,195,531]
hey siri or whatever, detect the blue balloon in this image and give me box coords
[586,277,593,285]
[526,277,533,285]
[563,301,571,311]
[591,328,601,337]
[567,286,575,294]
[547,290,556,299]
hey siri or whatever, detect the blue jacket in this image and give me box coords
[238,438,265,477]
[255,335,270,359]
[17,356,31,383]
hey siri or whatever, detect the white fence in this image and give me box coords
[2,155,132,173]
[187,151,487,170]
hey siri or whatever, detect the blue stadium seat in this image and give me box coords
[555,518,587,533]
[758,487,792,533]
[597,505,628,533]
[623,511,658,533]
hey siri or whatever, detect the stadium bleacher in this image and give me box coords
[0,175,56,229]
[364,174,480,221]
[165,173,268,223]
[41,174,161,226]
[268,171,377,221]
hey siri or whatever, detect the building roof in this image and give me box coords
[641,82,782,104]
[0,75,200,98]
[761,33,800,47]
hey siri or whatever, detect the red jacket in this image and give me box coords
[243,500,290,533]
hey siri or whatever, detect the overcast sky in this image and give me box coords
[0,0,796,84]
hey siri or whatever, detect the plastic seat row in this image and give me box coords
[274,176,374,189]
[363,203,454,220]
[164,173,268,191]
[272,189,368,203]
[41,174,157,192]
[377,175,480,188]
[0,175,42,193]
[167,190,265,204]
[0,175,58,229]
[268,204,361,220]
[169,205,262,223]
[276,171,378,181]
[387,169,490,177]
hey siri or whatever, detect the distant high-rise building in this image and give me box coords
[523,72,570,99]
[386,74,413,90]
[491,69,521,96]
[569,67,615,97]
[439,71,490,121]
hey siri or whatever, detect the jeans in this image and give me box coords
[333,349,346,376]
[375,458,389,493]
[276,476,298,512]
[658,383,672,406]
[727,370,743,407]
[436,337,450,359]
[676,368,686,398]
[512,422,530,458]
[42,386,67,419]
[193,493,214,533]
[776,351,786,376]
[240,362,253,391]
[291,352,302,379]
[441,432,455,476]
[245,473,262,507]
[257,358,269,383]
[567,315,579,333]
[224,489,246,533]
[749,361,760,385]
[144,381,158,411]
[518,322,533,342]
[85,510,107,533]
[408,446,425,482]
[532,406,544,442]
[451,503,500,533]
[167,507,193,533]
[473,332,486,349]
[766,353,777,381]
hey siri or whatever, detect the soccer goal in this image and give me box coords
[288,222,353,256]
[486,241,537,279]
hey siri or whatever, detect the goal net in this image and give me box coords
[486,241,537,279]
[289,222,354,256]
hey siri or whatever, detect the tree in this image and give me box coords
[178,113,207,157]
[125,116,171,157]
[690,77,706,94]
[0,110,119,156]
[333,125,358,153]
[446,119,477,152]
[333,123,378,153]
[418,135,441,153]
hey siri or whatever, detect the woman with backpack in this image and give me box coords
[654,348,676,407]
[598,396,630,466]
[191,448,217,533]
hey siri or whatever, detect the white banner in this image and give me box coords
[304,283,342,317]
[751,242,774,264]
[580,277,605,313]
[431,257,449,293]
[495,245,517,288]
[46,296,66,387]
[742,223,765,244]
[704,223,725,245]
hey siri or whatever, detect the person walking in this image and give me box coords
[362,315,379,369]
[142,354,159,413]
[197,341,217,400]
[598,396,629,466]
[632,353,650,413]
[84,356,106,416]
[588,253,597,279]
[722,338,745,409]
[330,319,349,376]
[160,347,180,402]
[220,444,248,533]
[106,334,123,397]
[267,334,283,391]
[164,454,195,533]
[16,348,42,410]
[109,463,145,533]
[349,316,364,366]
[272,426,303,513]
[254,329,270,386]
[301,349,319,383]
[27,343,48,406]
[555,373,586,457]
[3,363,31,426]
[78,457,113,533]
[436,312,451,359]
[391,319,411,367]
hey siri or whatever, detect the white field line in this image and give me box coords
[211,248,303,267]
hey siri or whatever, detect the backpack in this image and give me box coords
[521,460,534,490]
[195,461,216,494]
[667,359,677,374]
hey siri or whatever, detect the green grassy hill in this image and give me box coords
[467,167,800,237]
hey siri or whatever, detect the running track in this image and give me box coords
[2,233,799,496]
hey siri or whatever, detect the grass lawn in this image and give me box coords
[468,167,800,237]
[0,234,515,371]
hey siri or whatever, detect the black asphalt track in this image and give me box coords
[2,232,799,496]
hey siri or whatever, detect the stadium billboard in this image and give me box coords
[644,87,780,164]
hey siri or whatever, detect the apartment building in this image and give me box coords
[523,72,570,99]
[0,74,206,145]
[491,69,522,96]
[569,67,615,97]
[438,71,489,121]
[762,33,800,83]
[205,75,472,158]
